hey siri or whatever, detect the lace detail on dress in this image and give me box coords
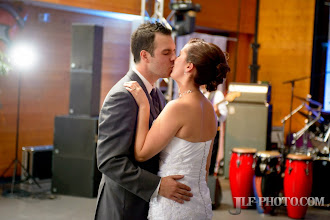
[198,142,208,218]
[148,137,213,220]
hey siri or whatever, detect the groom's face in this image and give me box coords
[148,33,176,79]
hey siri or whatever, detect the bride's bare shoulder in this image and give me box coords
[162,99,188,113]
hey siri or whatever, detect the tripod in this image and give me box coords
[0,71,40,196]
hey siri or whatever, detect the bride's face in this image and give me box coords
[170,45,189,81]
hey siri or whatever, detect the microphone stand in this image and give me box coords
[281,103,305,154]
[282,76,310,145]
[292,110,321,154]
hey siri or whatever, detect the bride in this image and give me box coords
[124,38,230,220]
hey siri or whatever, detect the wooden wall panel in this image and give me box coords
[35,0,141,15]
[0,5,132,176]
[194,0,256,34]
[35,0,256,34]
[258,0,315,143]
[185,0,240,32]
[226,33,253,83]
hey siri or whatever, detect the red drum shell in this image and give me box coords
[229,148,256,209]
[284,154,313,219]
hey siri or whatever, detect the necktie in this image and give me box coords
[150,88,160,116]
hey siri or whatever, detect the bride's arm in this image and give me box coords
[135,103,151,160]
[125,81,183,162]
[136,101,183,161]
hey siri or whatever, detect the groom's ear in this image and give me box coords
[140,50,150,62]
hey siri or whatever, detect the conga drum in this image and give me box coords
[284,154,313,219]
[229,148,257,209]
[253,151,282,214]
[312,153,330,207]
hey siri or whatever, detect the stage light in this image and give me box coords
[9,43,37,70]
[169,0,201,36]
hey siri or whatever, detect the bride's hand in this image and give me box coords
[124,81,149,108]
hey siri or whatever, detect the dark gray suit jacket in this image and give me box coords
[95,70,166,220]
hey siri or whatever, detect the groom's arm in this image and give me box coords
[97,89,160,202]
[98,88,193,203]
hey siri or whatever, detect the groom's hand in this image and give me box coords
[159,175,193,204]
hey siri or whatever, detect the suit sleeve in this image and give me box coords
[97,90,161,202]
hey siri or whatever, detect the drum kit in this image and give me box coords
[229,93,330,218]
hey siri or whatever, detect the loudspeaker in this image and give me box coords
[52,115,101,198]
[69,24,103,116]
[207,176,222,209]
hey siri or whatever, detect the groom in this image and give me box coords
[95,22,193,220]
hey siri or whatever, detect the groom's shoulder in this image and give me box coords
[110,77,127,93]
[109,70,138,93]
[108,71,134,94]
[103,75,133,103]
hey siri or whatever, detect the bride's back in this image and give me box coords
[174,92,217,143]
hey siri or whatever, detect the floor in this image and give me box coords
[0,178,329,220]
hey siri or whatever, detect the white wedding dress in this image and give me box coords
[148,136,213,220]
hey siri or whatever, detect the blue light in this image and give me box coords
[324,39,330,112]
[38,13,50,23]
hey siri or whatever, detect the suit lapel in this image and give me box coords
[127,71,159,122]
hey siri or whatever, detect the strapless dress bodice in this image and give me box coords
[148,136,213,220]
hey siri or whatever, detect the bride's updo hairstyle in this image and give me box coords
[185,38,230,92]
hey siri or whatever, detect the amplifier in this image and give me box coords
[228,82,271,104]
[20,145,53,193]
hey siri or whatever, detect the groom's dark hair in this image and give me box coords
[131,21,172,63]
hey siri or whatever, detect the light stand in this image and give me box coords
[0,43,39,196]
[0,70,40,196]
